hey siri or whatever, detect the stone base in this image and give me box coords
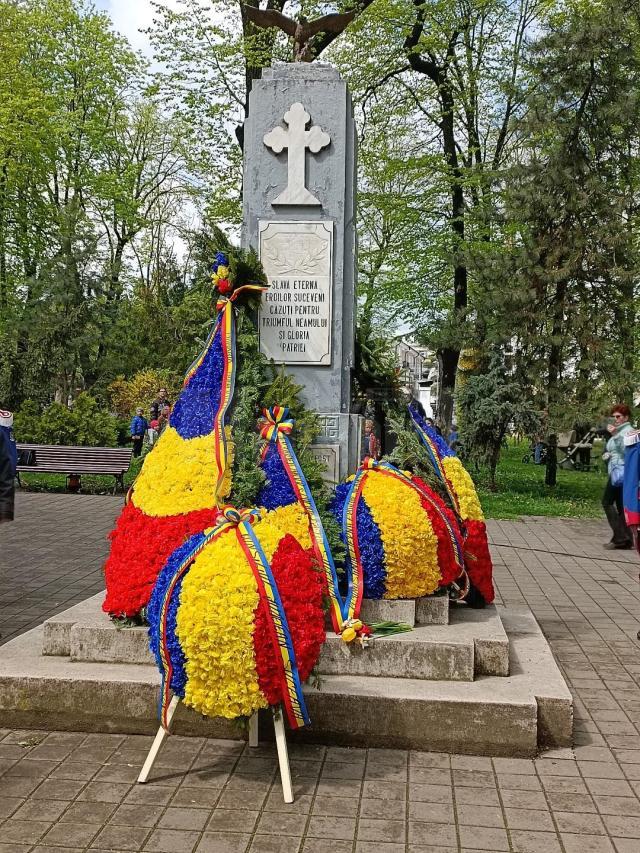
[42,595,507,680]
[359,595,449,628]
[1,599,572,756]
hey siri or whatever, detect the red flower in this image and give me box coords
[252,535,326,705]
[463,519,495,603]
[217,279,233,295]
[359,624,372,637]
[102,502,221,618]
[412,476,465,587]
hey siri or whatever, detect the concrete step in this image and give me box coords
[43,594,506,679]
[317,604,509,680]
[0,606,571,757]
[359,594,449,628]
[318,628,474,681]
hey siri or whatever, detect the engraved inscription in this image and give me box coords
[259,221,332,366]
[309,445,340,485]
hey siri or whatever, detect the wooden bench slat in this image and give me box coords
[17,465,129,474]
[15,443,133,491]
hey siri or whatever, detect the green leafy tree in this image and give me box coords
[474,0,640,425]
[457,354,541,488]
[332,0,550,431]
[13,394,118,446]
[0,0,141,406]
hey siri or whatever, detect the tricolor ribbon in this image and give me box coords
[407,407,461,516]
[342,457,466,597]
[181,282,268,507]
[237,520,310,729]
[156,501,309,732]
[259,407,361,633]
[156,505,260,730]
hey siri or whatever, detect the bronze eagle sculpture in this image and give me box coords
[242,6,357,62]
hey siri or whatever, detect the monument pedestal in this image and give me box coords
[0,593,572,756]
[243,64,362,483]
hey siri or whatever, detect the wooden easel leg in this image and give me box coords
[273,707,294,804]
[138,695,179,784]
[249,712,259,747]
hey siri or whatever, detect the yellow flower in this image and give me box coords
[342,627,357,643]
[362,470,441,598]
[442,457,484,521]
[351,619,363,631]
[253,503,312,560]
[132,426,230,517]
[176,528,267,720]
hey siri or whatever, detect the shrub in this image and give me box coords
[13,394,118,447]
[108,369,181,419]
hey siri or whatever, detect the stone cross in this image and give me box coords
[263,102,330,206]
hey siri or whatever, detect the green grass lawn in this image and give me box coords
[17,439,607,521]
[474,440,606,519]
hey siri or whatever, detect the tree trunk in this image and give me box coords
[489,435,503,490]
[436,83,467,435]
[437,348,458,433]
[547,279,567,415]
[545,432,557,487]
[0,159,8,311]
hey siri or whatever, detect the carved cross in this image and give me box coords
[263,102,330,206]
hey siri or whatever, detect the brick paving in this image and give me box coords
[0,493,119,644]
[0,495,640,852]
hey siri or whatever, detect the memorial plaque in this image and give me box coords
[258,220,333,365]
[308,444,340,484]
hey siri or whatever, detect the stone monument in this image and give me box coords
[242,64,362,481]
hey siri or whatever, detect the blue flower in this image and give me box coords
[171,324,224,440]
[330,481,386,599]
[330,481,351,529]
[408,404,454,458]
[357,498,386,599]
[257,443,297,509]
[213,251,228,271]
[148,532,207,696]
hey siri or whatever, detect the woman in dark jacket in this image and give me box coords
[0,420,15,522]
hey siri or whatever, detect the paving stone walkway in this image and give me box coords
[1,494,640,852]
[0,494,118,644]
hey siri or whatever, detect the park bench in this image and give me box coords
[16,443,133,493]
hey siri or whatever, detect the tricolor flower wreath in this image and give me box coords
[147,505,325,728]
[103,242,496,737]
[331,458,467,600]
[145,404,328,731]
[103,252,266,618]
[408,405,494,604]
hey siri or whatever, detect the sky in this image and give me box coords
[95,0,181,55]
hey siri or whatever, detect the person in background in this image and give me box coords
[620,428,640,639]
[130,407,148,458]
[150,388,171,421]
[0,409,16,522]
[148,418,159,447]
[156,405,171,438]
[363,419,381,460]
[602,403,635,550]
[410,397,426,418]
[448,423,459,451]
